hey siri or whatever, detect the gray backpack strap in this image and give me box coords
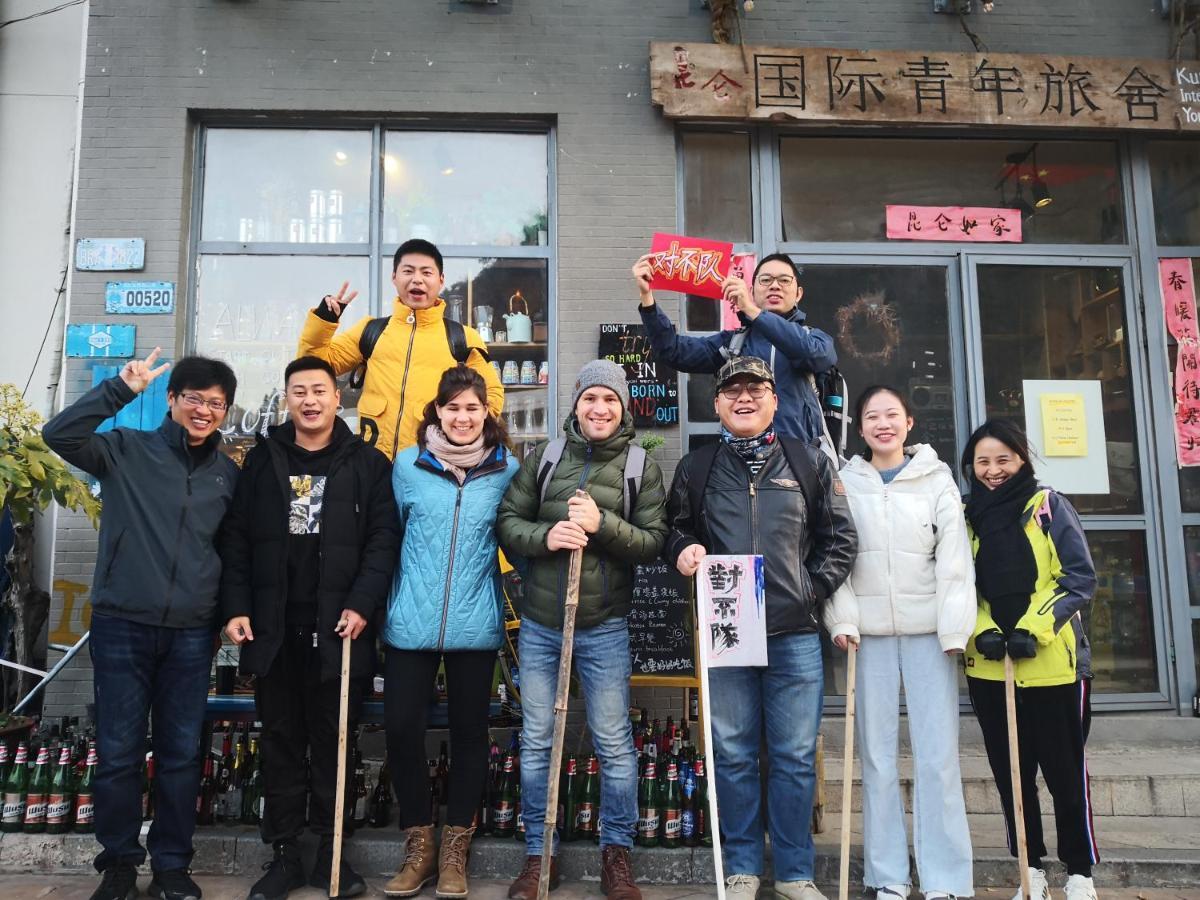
[720,328,749,360]
[622,444,647,522]
[536,438,568,508]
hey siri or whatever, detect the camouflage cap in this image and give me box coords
[714,355,775,394]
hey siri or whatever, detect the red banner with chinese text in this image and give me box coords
[648,232,733,301]
[1160,258,1200,467]
[723,252,757,330]
[885,205,1023,243]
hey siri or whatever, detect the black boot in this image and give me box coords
[90,863,139,900]
[248,841,306,900]
[310,836,367,899]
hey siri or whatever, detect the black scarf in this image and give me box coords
[721,426,777,477]
[964,465,1039,635]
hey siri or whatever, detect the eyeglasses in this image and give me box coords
[717,383,772,401]
[755,274,796,288]
[179,392,228,413]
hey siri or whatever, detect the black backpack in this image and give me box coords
[349,315,483,389]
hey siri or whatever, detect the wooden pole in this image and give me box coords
[1005,655,1032,900]
[838,642,858,900]
[329,633,352,898]
[537,544,584,900]
[695,576,726,900]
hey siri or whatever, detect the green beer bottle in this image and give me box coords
[560,756,580,843]
[660,760,682,848]
[46,746,74,834]
[73,742,97,834]
[1,742,29,832]
[22,745,51,833]
[635,759,659,848]
[491,752,517,838]
[576,754,600,842]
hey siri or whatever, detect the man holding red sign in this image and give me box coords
[633,245,836,444]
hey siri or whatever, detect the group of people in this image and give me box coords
[41,238,1100,900]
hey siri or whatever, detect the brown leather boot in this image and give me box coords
[600,845,642,900]
[435,824,475,898]
[384,825,437,897]
[507,855,560,900]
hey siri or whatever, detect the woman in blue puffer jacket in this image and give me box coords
[382,365,518,898]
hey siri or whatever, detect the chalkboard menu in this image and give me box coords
[628,561,697,684]
[598,323,680,427]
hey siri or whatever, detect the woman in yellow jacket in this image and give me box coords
[962,420,1100,900]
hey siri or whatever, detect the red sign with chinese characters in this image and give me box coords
[1160,258,1200,467]
[647,232,733,301]
[723,252,757,330]
[885,205,1023,243]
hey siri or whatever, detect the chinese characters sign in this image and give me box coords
[724,252,757,330]
[652,44,1194,132]
[1161,259,1200,467]
[647,232,733,301]
[885,205,1022,243]
[698,555,767,668]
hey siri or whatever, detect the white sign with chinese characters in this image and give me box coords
[698,555,767,668]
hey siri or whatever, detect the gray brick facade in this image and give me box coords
[46,0,1176,718]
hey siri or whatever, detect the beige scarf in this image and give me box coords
[424,425,489,484]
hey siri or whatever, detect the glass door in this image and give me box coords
[963,256,1172,704]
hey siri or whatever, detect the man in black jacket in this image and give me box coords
[665,356,856,900]
[44,350,238,900]
[220,356,399,900]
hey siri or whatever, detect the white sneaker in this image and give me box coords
[1011,868,1051,900]
[726,874,761,898]
[1063,874,1098,900]
[923,893,958,900]
[876,887,910,899]
[774,881,827,900]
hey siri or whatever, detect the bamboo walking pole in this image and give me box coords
[329,632,352,898]
[695,574,726,900]
[1005,655,1032,900]
[537,543,585,900]
[838,641,858,900]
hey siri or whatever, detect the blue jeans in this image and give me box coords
[518,616,637,854]
[90,612,214,873]
[708,631,824,882]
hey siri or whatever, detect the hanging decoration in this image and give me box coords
[835,292,903,364]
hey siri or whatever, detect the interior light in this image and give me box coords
[383,155,400,174]
[334,150,348,165]
[1032,178,1053,208]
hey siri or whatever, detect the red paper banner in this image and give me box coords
[885,205,1023,243]
[648,232,733,300]
[723,252,757,330]
[1160,258,1200,467]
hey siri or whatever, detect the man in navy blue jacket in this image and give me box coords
[633,252,836,443]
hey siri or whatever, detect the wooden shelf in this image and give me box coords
[487,342,548,350]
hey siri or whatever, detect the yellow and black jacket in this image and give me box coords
[298,297,503,461]
[964,488,1097,688]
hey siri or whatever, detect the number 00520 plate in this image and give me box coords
[105,281,175,314]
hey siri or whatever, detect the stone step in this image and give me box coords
[2,813,1199,889]
[820,750,1200,817]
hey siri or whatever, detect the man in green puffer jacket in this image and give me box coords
[497,359,667,900]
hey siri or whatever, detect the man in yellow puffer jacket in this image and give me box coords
[297,239,504,460]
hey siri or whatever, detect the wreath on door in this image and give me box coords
[835,291,902,364]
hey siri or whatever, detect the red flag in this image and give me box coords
[647,232,733,301]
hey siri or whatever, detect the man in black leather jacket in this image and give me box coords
[664,356,856,900]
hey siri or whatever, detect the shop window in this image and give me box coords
[382,132,548,247]
[1147,141,1200,246]
[201,130,373,244]
[193,126,552,459]
[799,264,957,466]
[1184,527,1200,605]
[686,371,718,424]
[780,137,1125,245]
[1085,530,1158,694]
[977,264,1141,515]
[681,131,753,244]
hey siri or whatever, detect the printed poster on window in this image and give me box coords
[698,555,767,668]
[1022,380,1109,494]
[1160,258,1200,467]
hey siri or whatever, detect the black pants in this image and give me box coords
[256,626,367,843]
[968,676,1099,875]
[384,647,495,829]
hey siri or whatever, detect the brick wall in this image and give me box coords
[45,0,1172,717]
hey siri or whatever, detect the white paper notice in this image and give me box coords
[698,554,767,668]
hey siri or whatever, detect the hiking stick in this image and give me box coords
[1005,654,1032,900]
[537,544,584,900]
[838,641,858,900]
[695,575,726,900]
[330,632,352,898]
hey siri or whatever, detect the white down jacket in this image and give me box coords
[824,444,976,652]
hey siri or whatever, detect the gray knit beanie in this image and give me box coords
[571,359,630,414]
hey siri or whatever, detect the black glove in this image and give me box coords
[1007,629,1038,659]
[974,629,1007,661]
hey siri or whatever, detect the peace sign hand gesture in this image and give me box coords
[322,281,358,318]
[119,347,170,395]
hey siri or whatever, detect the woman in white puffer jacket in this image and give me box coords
[825,385,977,900]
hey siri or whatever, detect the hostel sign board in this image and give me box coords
[652,43,1197,132]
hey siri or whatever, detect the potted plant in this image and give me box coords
[0,383,100,717]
